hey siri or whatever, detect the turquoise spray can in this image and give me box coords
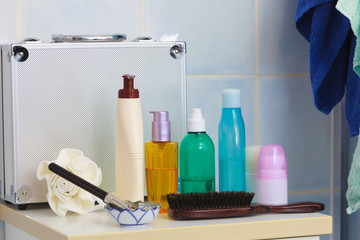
[218,89,246,191]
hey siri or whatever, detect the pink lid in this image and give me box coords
[257,145,287,179]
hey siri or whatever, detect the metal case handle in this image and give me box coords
[51,34,127,42]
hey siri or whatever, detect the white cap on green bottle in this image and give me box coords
[188,108,206,132]
[222,89,241,108]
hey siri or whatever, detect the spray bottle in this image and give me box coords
[180,108,215,193]
[218,89,246,191]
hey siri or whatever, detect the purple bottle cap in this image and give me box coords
[257,145,287,179]
[150,111,171,142]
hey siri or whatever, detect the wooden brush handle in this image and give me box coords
[257,201,325,214]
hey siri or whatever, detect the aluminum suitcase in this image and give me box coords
[0,35,187,207]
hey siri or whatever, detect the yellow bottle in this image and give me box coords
[145,111,178,213]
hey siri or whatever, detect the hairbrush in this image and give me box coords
[166,191,324,220]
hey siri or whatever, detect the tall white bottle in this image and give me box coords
[115,74,144,202]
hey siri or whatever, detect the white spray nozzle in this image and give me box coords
[188,108,206,132]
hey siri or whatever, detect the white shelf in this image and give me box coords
[0,200,332,240]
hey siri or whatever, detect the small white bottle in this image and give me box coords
[115,74,144,202]
[257,145,288,205]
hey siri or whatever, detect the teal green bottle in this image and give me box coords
[180,108,215,193]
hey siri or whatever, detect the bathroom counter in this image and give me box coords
[0,200,332,240]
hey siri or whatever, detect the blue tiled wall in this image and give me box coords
[0,0,337,239]
[258,0,309,74]
[145,0,255,75]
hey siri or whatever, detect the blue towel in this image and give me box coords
[296,0,360,137]
[345,35,360,137]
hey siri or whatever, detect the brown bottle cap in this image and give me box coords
[118,74,139,98]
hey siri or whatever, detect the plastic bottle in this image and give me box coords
[180,108,215,193]
[218,89,246,192]
[115,74,144,202]
[257,145,288,205]
[245,145,261,202]
[145,111,178,213]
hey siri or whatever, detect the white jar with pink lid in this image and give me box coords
[257,145,288,205]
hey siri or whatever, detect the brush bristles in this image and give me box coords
[167,191,255,211]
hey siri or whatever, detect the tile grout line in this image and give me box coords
[254,0,259,145]
[289,188,340,195]
[186,73,310,79]
[17,0,22,41]
[258,73,310,77]
[187,74,254,78]
[140,0,145,36]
